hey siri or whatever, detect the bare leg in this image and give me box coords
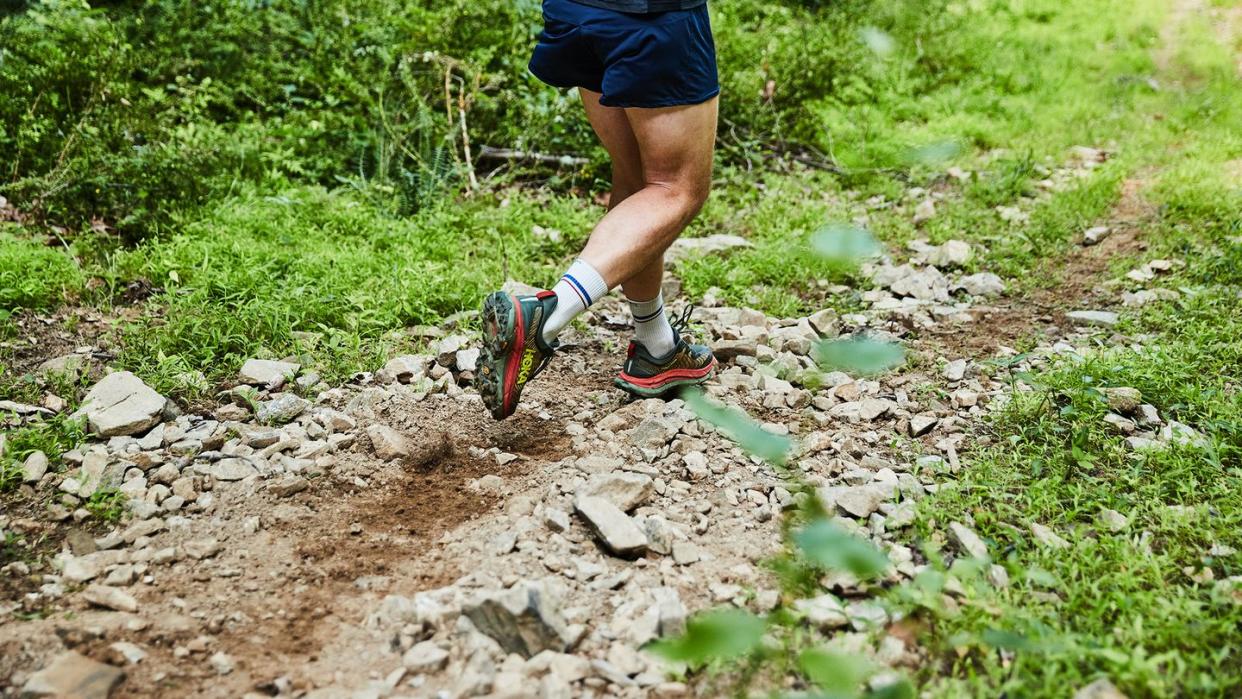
[579,89,680,303]
[577,96,718,298]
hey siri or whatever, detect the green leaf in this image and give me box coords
[980,628,1040,652]
[864,678,917,699]
[906,141,963,166]
[799,647,872,697]
[815,338,905,376]
[795,520,889,579]
[646,609,767,665]
[683,389,792,465]
[810,224,882,267]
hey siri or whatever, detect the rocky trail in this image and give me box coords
[0,145,1195,699]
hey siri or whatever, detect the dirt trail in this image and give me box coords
[2,16,1208,694]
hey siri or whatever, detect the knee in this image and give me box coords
[653,176,711,221]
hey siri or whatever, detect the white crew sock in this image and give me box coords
[627,291,677,357]
[542,258,609,343]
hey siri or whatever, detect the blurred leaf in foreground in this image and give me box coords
[795,519,890,579]
[811,223,882,268]
[684,388,791,466]
[799,647,873,697]
[646,608,767,665]
[906,140,962,166]
[980,628,1041,652]
[815,337,905,376]
[864,678,917,699]
[859,26,896,58]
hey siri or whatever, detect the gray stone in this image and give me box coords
[943,359,968,382]
[269,476,309,498]
[209,651,234,676]
[1102,387,1142,415]
[949,522,989,559]
[237,359,301,385]
[543,508,570,533]
[0,400,53,418]
[1073,679,1128,699]
[71,372,168,437]
[665,234,752,264]
[578,473,654,513]
[927,239,972,267]
[952,272,1005,297]
[403,641,450,673]
[38,353,89,377]
[367,425,410,461]
[794,594,849,630]
[455,348,480,373]
[435,335,470,367]
[82,584,139,613]
[1098,509,1129,533]
[462,582,574,658]
[886,500,917,529]
[909,415,938,437]
[109,642,148,665]
[384,354,431,383]
[1067,310,1119,327]
[671,541,700,565]
[23,450,49,483]
[1030,522,1070,549]
[184,538,221,560]
[255,394,310,424]
[1082,226,1111,246]
[836,486,886,519]
[682,452,709,480]
[20,651,124,699]
[209,458,257,481]
[712,340,758,362]
[575,496,648,558]
[859,399,892,421]
[627,416,683,450]
[120,517,165,544]
[642,516,681,556]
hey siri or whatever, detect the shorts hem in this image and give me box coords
[599,87,720,109]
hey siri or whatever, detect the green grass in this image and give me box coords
[908,32,1242,695]
[0,414,86,492]
[0,227,85,313]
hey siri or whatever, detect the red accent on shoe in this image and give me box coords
[502,295,525,415]
[617,359,716,389]
[626,341,637,359]
[536,290,556,300]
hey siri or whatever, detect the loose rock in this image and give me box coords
[82,584,139,613]
[20,652,124,699]
[575,496,648,558]
[72,372,168,437]
[1066,310,1119,327]
[949,522,989,559]
[238,359,301,385]
[462,583,574,658]
[578,473,654,512]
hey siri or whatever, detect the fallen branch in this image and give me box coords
[477,146,588,167]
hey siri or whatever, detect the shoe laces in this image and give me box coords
[669,304,698,340]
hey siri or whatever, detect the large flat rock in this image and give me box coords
[21,651,124,698]
[72,372,167,437]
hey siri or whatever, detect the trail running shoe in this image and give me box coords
[476,290,558,420]
[615,306,717,397]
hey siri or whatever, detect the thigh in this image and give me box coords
[580,88,644,198]
[624,97,718,193]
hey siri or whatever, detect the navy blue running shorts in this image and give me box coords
[529,0,720,109]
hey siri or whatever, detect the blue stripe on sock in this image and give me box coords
[632,306,663,322]
[561,275,589,307]
[563,273,593,306]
